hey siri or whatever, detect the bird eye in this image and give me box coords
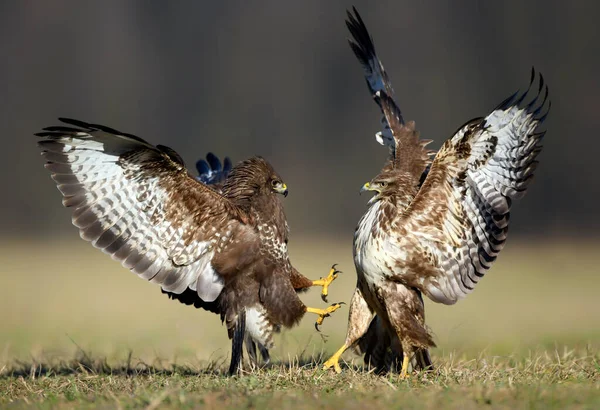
[271,180,280,187]
[379,181,387,187]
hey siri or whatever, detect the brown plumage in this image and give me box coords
[324,8,549,377]
[36,118,341,375]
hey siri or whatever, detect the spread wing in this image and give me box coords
[346,7,434,182]
[37,118,252,301]
[400,71,550,304]
[196,152,232,188]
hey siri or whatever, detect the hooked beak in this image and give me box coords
[360,182,381,204]
[274,183,288,197]
[360,182,377,194]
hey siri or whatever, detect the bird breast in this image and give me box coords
[354,201,396,288]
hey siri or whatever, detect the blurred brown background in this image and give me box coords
[0,1,598,366]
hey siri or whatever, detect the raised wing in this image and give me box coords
[346,7,397,149]
[196,152,232,188]
[346,7,434,182]
[401,71,549,304]
[37,118,252,301]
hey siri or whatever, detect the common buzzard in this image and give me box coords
[323,8,550,378]
[36,119,342,375]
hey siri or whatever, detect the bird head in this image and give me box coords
[269,178,288,197]
[360,169,415,205]
[222,156,288,207]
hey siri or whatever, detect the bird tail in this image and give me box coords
[244,336,271,367]
[412,348,434,372]
[228,312,246,375]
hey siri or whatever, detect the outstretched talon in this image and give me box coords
[322,343,348,374]
[312,264,341,302]
[306,302,345,331]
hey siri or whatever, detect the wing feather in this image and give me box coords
[345,7,401,149]
[37,119,252,300]
[400,71,549,304]
[346,8,435,182]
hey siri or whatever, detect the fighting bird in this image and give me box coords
[36,119,342,375]
[323,8,550,378]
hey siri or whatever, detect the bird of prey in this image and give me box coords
[167,152,342,368]
[36,119,342,375]
[323,8,550,378]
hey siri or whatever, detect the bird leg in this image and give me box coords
[322,288,374,373]
[306,302,344,331]
[399,355,411,380]
[322,343,349,374]
[311,264,341,302]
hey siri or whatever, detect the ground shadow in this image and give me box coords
[0,352,345,379]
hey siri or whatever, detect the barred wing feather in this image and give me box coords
[401,72,549,304]
[37,118,250,301]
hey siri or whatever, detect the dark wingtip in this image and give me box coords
[206,152,222,172]
[223,156,232,171]
[196,159,210,175]
[345,6,376,61]
[538,100,552,123]
[515,68,537,106]
[58,117,92,130]
[499,89,520,110]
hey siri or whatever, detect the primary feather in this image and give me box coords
[37,119,321,375]
[329,8,549,375]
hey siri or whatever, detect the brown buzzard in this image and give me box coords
[323,8,550,378]
[36,119,342,375]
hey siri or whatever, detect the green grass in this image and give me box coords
[1,237,599,408]
[2,348,599,409]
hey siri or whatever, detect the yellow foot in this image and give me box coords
[399,355,410,380]
[312,264,341,302]
[322,343,348,374]
[306,302,345,331]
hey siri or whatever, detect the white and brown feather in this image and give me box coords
[37,119,315,374]
[341,8,549,374]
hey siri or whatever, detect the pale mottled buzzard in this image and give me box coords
[324,8,550,377]
[36,119,341,375]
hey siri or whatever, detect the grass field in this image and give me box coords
[1,237,599,408]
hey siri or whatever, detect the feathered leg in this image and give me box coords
[323,287,373,373]
[411,290,434,372]
[383,284,435,379]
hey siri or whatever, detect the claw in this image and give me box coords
[314,264,342,303]
[323,343,348,374]
[307,302,345,331]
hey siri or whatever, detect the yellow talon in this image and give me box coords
[312,264,341,302]
[323,343,348,373]
[306,302,344,331]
